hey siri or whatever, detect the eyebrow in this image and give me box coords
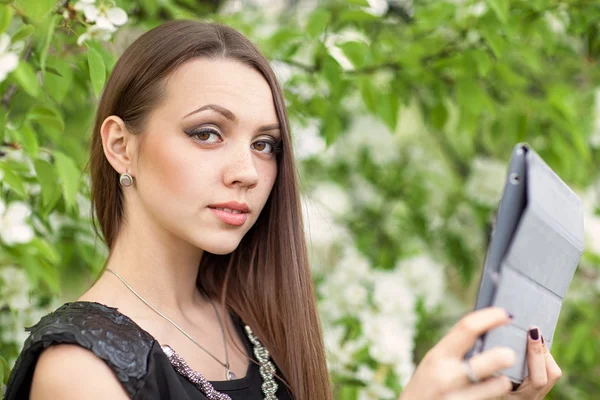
[183,104,236,121]
[183,104,280,133]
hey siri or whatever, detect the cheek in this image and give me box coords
[137,135,210,204]
[260,162,278,196]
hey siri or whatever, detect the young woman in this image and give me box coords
[4,20,561,400]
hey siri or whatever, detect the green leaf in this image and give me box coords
[338,41,370,69]
[17,122,39,157]
[0,107,5,143]
[321,55,344,96]
[377,91,399,132]
[12,24,35,42]
[430,101,449,130]
[38,15,58,71]
[53,151,81,211]
[486,0,509,24]
[359,78,376,113]
[34,158,60,209]
[0,163,27,197]
[323,111,342,145]
[87,45,106,97]
[480,28,506,58]
[456,79,485,114]
[43,57,73,104]
[28,105,64,134]
[1,354,9,385]
[471,50,492,77]
[346,0,369,5]
[14,0,56,20]
[0,5,13,34]
[31,237,60,264]
[139,0,160,17]
[306,8,331,39]
[11,62,40,98]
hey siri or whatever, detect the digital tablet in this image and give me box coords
[467,143,584,383]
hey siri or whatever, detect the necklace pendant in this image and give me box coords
[226,369,236,380]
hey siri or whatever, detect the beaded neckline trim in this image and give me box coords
[161,324,278,400]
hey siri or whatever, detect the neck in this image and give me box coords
[96,206,209,317]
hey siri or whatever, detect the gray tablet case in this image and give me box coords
[468,143,584,383]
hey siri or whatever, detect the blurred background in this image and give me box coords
[0,0,599,398]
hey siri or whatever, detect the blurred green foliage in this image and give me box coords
[0,0,598,398]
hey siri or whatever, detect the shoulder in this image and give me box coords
[4,301,156,400]
[30,344,129,399]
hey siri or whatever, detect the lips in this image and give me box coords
[208,201,250,213]
[208,201,250,226]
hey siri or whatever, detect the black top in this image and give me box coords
[4,301,293,399]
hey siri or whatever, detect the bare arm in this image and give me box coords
[30,344,130,400]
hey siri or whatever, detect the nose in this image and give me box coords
[223,143,259,189]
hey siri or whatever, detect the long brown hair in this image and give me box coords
[87,20,332,399]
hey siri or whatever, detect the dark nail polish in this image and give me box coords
[507,312,514,319]
[529,328,539,340]
[541,336,545,345]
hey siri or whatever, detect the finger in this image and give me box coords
[466,347,516,385]
[438,307,512,356]
[526,327,548,390]
[446,376,512,400]
[544,350,563,387]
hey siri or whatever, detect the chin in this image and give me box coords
[196,236,245,255]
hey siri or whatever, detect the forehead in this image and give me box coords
[161,58,277,121]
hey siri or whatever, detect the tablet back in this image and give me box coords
[470,144,584,383]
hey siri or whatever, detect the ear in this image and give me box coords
[100,116,137,176]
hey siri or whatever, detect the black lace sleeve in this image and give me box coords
[4,301,155,400]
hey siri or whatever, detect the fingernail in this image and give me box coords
[506,310,514,319]
[541,336,545,345]
[529,328,539,340]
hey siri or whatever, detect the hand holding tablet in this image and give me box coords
[399,143,579,399]
[468,143,584,383]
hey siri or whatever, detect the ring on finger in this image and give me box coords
[462,359,480,384]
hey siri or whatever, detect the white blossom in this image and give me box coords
[465,156,507,206]
[270,60,292,85]
[372,270,417,320]
[545,8,569,34]
[292,119,326,160]
[323,323,368,375]
[0,33,19,83]
[360,312,416,378]
[317,246,372,319]
[302,195,350,253]
[332,114,400,165]
[467,1,487,17]
[0,297,59,350]
[350,174,385,210]
[0,266,31,310]
[0,200,34,245]
[590,87,600,148]
[397,254,446,311]
[358,382,397,400]
[582,187,600,255]
[364,0,389,17]
[75,0,128,45]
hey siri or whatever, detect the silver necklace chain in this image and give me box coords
[105,268,234,380]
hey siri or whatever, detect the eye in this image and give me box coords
[252,139,281,155]
[188,126,222,144]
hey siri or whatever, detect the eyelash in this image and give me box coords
[186,127,283,155]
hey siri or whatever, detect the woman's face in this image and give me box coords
[131,58,280,254]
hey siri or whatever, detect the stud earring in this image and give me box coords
[119,172,134,187]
